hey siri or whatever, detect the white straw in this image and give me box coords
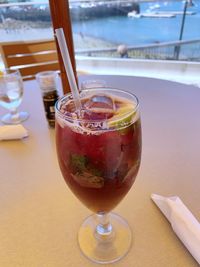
[55,28,81,111]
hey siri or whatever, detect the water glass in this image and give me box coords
[0,69,29,124]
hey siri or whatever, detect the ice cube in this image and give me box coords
[81,94,116,121]
[84,94,115,110]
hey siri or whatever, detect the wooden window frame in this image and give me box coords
[49,0,77,94]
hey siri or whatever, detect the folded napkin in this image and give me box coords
[0,125,28,141]
[151,194,200,264]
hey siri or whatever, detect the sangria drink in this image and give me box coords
[55,87,142,263]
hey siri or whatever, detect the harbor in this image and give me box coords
[0,1,140,22]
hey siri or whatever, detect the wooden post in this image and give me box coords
[49,0,77,94]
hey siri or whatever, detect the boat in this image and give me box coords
[141,13,176,18]
[157,11,196,15]
[127,11,141,18]
[128,11,176,18]
[149,3,161,10]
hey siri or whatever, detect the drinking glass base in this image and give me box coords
[1,111,29,124]
[78,212,132,264]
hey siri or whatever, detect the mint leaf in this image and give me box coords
[89,165,103,177]
[70,154,88,173]
[70,154,103,178]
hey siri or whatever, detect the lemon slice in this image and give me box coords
[108,103,136,129]
[0,70,4,77]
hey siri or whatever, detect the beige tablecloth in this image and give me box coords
[0,75,200,267]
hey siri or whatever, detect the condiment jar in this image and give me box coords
[36,71,59,127]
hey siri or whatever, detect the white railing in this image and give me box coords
[76,39,200,61]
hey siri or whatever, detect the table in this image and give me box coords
[0,75,200,267]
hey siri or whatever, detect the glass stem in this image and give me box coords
[10,108,19,121]
[10,108,18,115]
[95,212,114,241]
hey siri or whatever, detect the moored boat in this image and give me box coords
[128,11,176,18]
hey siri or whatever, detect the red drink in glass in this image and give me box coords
[55,87,142,263]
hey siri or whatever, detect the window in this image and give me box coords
[0,0,200,84]
[0,0,200,61]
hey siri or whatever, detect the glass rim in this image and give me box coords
[55,87,139,124]
[0,68,20,75]
[35,70,58,78]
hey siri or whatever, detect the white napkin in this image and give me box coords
[151,194,200,264]
[0,125,28,141]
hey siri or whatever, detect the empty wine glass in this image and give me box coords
[55,87,142,264]
[0,69,29,124]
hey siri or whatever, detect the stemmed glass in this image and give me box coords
[55,87,142,264]
[0,69,29,124]
[80,79,107,90]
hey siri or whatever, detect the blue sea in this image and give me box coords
[71,0,200,46]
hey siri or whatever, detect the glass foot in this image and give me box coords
[78,212,132,264]
[1,111,29,124]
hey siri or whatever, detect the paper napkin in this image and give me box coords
[151,194,200,264]
[0,125,28,141]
